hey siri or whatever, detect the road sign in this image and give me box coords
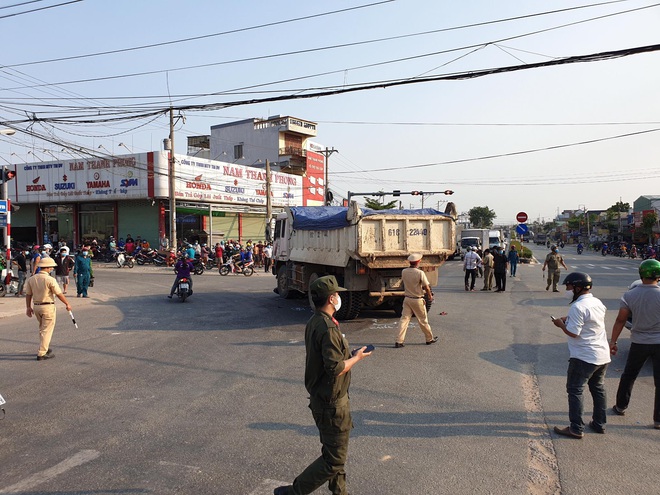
[0,214,6,227]
[0,200,7,213]
[516,211,528,223]
[516,223,529,235]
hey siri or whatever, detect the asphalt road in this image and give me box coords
[0,248,658,495]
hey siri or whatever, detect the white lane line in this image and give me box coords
[249,479,290,495]
[616,266,628,270]
[602,266,612,270]
[0,450,100,494]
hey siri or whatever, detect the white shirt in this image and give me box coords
[463,251,481,270]
[565,293,611,365]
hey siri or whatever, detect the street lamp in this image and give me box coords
[27,150,44,162]
[118,142,133,153]
[0,128,16,136]
[98,144,112,154]
[42,149,60,160]
[10,152,26,162]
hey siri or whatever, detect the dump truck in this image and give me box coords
[272,201,457,320]
[460,228,490,256]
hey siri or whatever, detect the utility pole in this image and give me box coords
[168,108,177,248]
[318,147,338,205]
[265,159,272,241]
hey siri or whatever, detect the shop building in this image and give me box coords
[8,151,305,248]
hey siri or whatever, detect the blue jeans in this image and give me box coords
[510,261,518,276]
[615,343,660,423]
[566,358,608,433]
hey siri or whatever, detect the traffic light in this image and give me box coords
[411,191,423,196]
[443,190,454,195]
[2,168,15,183]
[393,190,401,197]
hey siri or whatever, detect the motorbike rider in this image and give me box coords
[185,243,197,260]
[168,253,194,299]
[577,242,584,254]
[235,247,253,272]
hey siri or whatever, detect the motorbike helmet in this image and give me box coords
[639,259,660,279]
[561,272,592,289]
[550,245,557,251]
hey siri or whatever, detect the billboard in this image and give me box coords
[10,151,303,208]
[12,152,166,203]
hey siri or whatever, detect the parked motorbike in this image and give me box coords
[175,277,192,302]
[0,268,19,297]
[190,258,205,275]
[115,250,135,268]
[219,258,254,277]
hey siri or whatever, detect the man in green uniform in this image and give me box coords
[542,245,568,292]
[275,276,372,495]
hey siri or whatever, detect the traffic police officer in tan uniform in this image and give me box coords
[25,257,72,360]
[395,253,438,348]
[275,275,371,495]
[542,245,568,292]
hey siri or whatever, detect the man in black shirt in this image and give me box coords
[13,249,28,296]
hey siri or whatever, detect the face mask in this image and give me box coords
[82,251,88,256]
[565,288,575,301]
[332,294,342,312]
[42,251,47,256]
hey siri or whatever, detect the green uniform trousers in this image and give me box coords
[292,398,352,495]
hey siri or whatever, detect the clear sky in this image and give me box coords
[1,0,659,224]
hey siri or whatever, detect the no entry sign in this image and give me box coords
[516,211,528,223]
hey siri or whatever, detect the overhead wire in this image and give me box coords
[1,0,653,96]
[0,0,82,20]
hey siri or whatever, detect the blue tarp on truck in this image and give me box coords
[289,206,452,231]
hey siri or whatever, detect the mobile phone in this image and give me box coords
[352,344,375,356]
[550,316,557,321]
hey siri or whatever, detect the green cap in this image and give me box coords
[310,275,347,299]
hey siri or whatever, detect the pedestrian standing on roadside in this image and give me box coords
[542,245,568,292]
[12,249,28,296]
[493,246,509,292]
[264,243,273,273]
[395,253,437,348]
[25,257,72,360]
[609,259,660,430]
[274,275,372,495]
[508,245,519,277]
[74,248,92,298]
[481,248,494,291]
[551,272,610,438]
[54,247,74,294]
[463,246,481,291]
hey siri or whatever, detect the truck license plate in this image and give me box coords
[387,278,402,289]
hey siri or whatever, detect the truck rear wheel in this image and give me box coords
[335,291,362,320]
[277,266,294,299]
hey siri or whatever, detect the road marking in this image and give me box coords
[248,479,289,495]
[602,266,612,270]
[158,460,201,472]
[616,266,628,270]
[0,450,100,494]
[520,364,561,495]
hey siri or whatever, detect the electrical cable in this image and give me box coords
[0,0,82,20]
[2,1,653,93]
[2,1,394,68]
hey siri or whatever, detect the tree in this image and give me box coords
[364,194,398,210]
[468,206,496,228]
[642,211,658,245]
[606,201,630,234]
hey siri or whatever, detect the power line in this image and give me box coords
[0,0,82,20]
[2,1,652,93]
[2,1,394,68]
[333,127,660,175]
